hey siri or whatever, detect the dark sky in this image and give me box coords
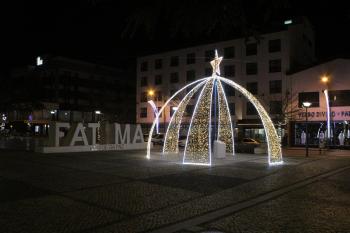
[2,0,350,72]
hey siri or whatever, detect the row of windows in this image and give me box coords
[140,59,282,87]
[140,91,163,103]
[140,90,350,118]
[139,100,283,118]
[246,101,282,115]
[245,80,282,95]
[140,39,282,71]
[140,80,282,102]
[298,90,350,108]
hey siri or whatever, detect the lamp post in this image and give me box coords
[321,75,331,146]
[147,89,160,134]
[303,102,312,157]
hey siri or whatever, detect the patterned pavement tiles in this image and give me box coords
[203,169,350,233]
[90,158,350,233]
[64,181,202,216]
[0,160,128,192]
[0,177,53,203]
[0,195,124,233]
[144,173,248,194]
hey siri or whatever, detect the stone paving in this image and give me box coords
[0,148,349,233]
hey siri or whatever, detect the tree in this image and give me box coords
[266,90,301,145]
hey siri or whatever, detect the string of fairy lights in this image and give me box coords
[146,50,283,165]
[183,78,215,165]
[217,79,234,154]
[163,80,207,154]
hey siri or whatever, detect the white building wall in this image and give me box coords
[136,19,315,127]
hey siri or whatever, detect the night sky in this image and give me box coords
[2,0,350,73]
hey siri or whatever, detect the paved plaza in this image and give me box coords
[0,147,349,233]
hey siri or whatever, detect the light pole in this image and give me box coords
[321,75,331,146]
[147,89,160,134]
[303,102,312,157]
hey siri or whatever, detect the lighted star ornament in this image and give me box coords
[147,50,283,165]
[211,51,223,75]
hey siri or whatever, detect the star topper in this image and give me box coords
[210,49,223,76]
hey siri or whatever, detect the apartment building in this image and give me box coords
[3,56,135,135]
[136,17,315,140]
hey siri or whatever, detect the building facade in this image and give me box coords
[2,56,135,135]
[288,59,350,147]
[136,17,315,141]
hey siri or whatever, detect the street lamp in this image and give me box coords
[50,110,57,121]
[321,75,331,145]
[303,101,312,157]
[147,89,160,134]
[321,75,329,83]
[148,89,155,97]
[148,100,159,134]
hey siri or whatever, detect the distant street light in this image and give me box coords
[321,75,329,83]
[94,110,102,122]
[50,110,57,121]
[303,101,312,157]
[148,89,155,97]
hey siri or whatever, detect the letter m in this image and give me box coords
[114,123,130,144]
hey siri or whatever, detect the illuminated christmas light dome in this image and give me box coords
[147,50,283,166]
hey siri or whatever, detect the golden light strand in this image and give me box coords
[163,81,206,154]
[184,78,215,165]
[218,77,282,164]
[217,79,234,154]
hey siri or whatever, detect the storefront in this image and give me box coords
[290,109,350,148]
[236,119,287,144]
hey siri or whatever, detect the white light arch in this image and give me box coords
[146,78,210,159]
[163,81,207,154]
[217,76,282,164]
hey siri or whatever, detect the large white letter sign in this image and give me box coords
[133,124,144,144]
[70,123,89,146]
[114,123,130,144]
[48,122,70,147]
[88,123,100,145]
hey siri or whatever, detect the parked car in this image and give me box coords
[151,134,165,145]
[178,135,187,147]
[235,138,260,153]
[241,138,260,145]
[143,133,149,142]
